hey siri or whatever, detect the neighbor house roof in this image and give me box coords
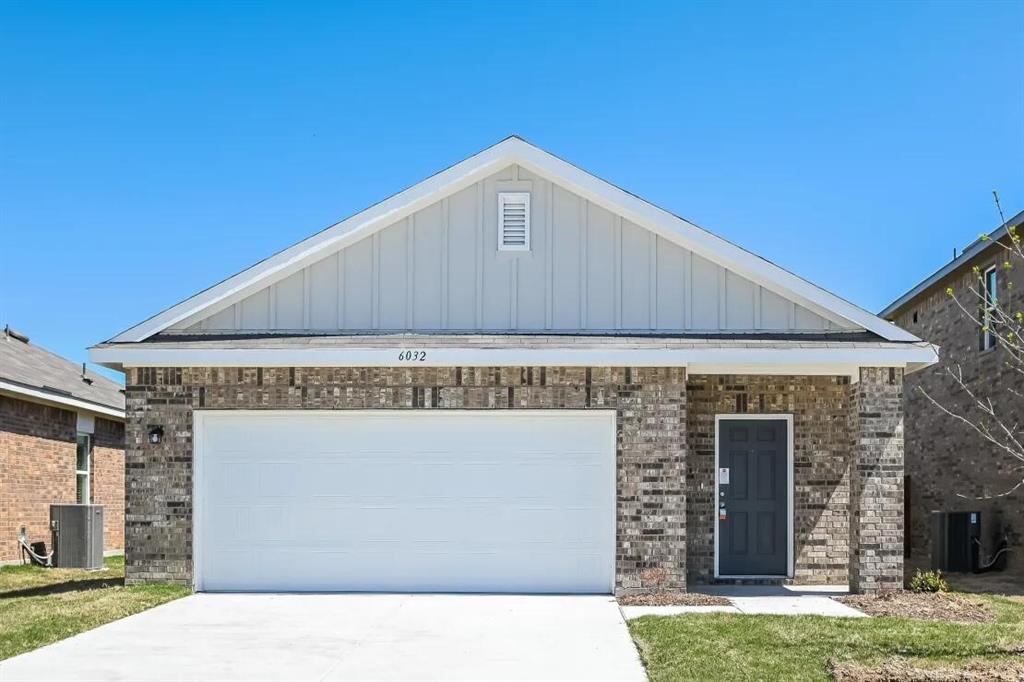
[1,326,124,419]
[880,208,1024,319]
[103,136,919,344]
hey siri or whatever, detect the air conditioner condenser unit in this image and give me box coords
[930,510,981,573]
[50,504,104,569]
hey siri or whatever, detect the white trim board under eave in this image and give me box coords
[104,137,919,344]
[0,381,125,420]
[90,343,939,373]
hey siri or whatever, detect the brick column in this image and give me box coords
[614,367,688,593]
[849,367,905,593]
[124,368,194,586]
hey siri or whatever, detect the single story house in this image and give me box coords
[91,137,937,594]
[882,209,1024,577]
[1,325,125,562]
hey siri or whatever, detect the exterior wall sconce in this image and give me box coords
[148,425,164,444]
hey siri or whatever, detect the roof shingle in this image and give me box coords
[0,328,124,413]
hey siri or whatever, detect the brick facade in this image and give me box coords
[849,367,905,592]
[685,375,854,585]
[124,365,903,592]
[0,395,125,562]
[124,366,688,590]
[893,251,1024,577]
[92,415,126,554]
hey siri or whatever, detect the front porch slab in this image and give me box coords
[621,585,868,619]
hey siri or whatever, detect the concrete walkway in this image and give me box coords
[620,585,867,620]
[0,594,648,682]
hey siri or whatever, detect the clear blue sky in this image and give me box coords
[2,1,1022,381]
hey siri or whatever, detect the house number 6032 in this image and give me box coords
[398,350,427,362]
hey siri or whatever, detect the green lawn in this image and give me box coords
[628,594,1024,681]
[0,555,190,661]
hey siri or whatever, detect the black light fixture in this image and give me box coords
[148,425,164,444]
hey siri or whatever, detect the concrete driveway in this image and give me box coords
[0,593,647,682]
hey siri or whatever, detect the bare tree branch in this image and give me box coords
[921,202,1024,499]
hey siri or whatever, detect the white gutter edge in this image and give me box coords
[0,380,125,420]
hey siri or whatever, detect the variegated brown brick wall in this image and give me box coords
[124,366,688,590]
[894,252,1024,578]
[849,367,904,593]
[125,365,905,591]
[685,375,855,585]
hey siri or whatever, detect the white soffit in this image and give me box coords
[107,137,919,343]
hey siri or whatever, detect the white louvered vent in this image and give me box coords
[498,192,530,251]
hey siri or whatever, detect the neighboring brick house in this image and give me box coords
[882,210,1024,578]
[0,326,126,562]
[91,137,936,594]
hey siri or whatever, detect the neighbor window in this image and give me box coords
[980,265,998,351]
[76,433,92,503]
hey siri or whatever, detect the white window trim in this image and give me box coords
[77,413,95,434]
[497,192,531,252]
[76,432,92,504]
[982,264,998,351]
[713,414,794,579]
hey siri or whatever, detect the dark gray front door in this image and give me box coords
[718,419,789,576]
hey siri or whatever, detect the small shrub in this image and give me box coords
[909,569,949,593]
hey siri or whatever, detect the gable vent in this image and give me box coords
[498,192,530,251]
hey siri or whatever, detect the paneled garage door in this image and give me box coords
[194,411,616,593]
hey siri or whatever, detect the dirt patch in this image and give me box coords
[835,592,995,623]
[828,656,1024,681]
[618,591,731,606]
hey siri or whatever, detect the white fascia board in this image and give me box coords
[509,144,916,340]
[90,343,938,370]
[0,381,125,420]
[108,137,918,343]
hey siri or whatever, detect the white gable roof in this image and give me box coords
[109,136,918,343]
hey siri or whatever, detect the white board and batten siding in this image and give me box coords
[175,166,853,334]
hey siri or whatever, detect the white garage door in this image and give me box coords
[194,410,616,593]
